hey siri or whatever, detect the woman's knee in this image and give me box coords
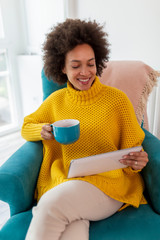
[35,184,73,220]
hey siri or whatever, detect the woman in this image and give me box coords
[22,19,148,240]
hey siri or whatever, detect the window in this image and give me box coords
[0,6,4,39]
[0,2,22,135]
[0,49,13,128]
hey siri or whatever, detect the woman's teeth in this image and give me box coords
[78,78,89,82]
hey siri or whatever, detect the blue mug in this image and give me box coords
[51,119,80,144]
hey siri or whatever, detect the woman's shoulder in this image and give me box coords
[101,84,134,113]
[102,84,129,101]
[44,87,67,102]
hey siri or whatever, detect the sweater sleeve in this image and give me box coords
[21,96,54,141]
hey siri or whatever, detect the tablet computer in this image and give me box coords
[67,146,142,178]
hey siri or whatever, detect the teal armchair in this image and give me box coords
[1,61,160,240]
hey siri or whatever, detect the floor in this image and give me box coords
[0,131,26,230]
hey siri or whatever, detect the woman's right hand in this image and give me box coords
[41,124,54,140]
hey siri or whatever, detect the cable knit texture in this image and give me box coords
[21,76,147,209]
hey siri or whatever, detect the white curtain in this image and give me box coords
[147,77,160,139]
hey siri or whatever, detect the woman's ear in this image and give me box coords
[62,67,66,74]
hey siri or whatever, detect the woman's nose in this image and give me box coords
[80,66,89,75]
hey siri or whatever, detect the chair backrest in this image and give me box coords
[41,68,67,101]
[42,60,158,129]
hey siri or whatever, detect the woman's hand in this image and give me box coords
[119,150,149,171]
[41,124,54,140]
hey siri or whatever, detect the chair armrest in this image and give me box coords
[142,128,160,214]
[0,141,43,216]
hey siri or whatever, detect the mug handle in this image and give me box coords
[50,124,54,134]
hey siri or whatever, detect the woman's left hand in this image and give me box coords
[119,150,149,171]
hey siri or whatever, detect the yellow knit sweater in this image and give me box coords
[21,76,147,209]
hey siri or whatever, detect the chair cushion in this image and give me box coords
[90,204,160,240]
[141,128,160,214]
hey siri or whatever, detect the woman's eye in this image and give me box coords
[72,66,79,69]
[71,64,95,69]
[88,64,95,67]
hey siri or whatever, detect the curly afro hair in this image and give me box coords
[43,19,110,84]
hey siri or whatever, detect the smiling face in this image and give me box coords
[62,44,97,91]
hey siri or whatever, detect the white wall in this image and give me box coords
[18,55,43,117]
[23,0,65,54]
[76,0,160,70]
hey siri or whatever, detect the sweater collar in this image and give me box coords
[66,76,103,105]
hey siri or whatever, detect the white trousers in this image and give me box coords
[25,180,123,240]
